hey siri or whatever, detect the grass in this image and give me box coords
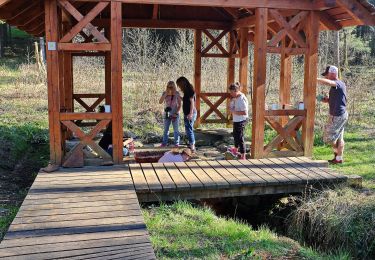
[0,205,19,240]
[143,201,349,259]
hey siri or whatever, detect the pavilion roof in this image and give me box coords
[0,0,374,37]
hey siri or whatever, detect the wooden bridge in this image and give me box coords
[0,157,349,259]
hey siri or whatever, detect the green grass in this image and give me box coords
[0,205,19,240]
[313,131,375,189]
[143,201,348,259]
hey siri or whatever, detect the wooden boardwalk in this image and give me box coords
[0,166,156,260]
[129,157,348,202]
[0,157,349,258]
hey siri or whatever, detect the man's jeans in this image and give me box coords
[184,111,197,145]
[162,115,180,145]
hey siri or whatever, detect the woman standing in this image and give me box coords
[176,76,197,152]
[159,81,181,147]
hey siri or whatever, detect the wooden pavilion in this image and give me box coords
[0,0,374,167]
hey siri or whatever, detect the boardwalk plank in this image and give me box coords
[266,158,304,184]
[164,162,191,190]
[206,160,245,186]
[152,163,176,191]
[297,157,347,179]
[140,163,163,191]
[185,162,217,188]
[285,157,330,180]
[195,161,230,187]
[129,164,149,192]
[256,159,292,183]
[276,157,322,181]
[228,160,271,184]
[174,162,203,189]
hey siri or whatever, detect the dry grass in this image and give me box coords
[287,188,375,259]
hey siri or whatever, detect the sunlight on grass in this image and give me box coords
[143,201,341,259]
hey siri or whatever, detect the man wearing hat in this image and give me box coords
[317,65,348,164]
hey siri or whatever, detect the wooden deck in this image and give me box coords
[0,157,349,258]
[129,157,348,202]
[0,166,156,260]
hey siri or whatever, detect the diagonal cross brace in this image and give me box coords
[58,0,109,43]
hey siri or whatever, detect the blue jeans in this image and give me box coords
[184,111,197,145]
[162,116,180,145]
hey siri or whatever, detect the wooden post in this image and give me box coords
[45,0,62,165]
[105,27,111,105]
[280,38,292,126]
[302,11,320,156]
[251,8,268,159]
[110,2,123,164]
[194,29,202,128]
[63,53,73,112]
[227,30,235,126]
[239,27,249,94]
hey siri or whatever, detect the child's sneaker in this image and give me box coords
[224,151,237,160]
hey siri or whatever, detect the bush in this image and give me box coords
[287,188,375,259]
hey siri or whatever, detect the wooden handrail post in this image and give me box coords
[194,29,202,128]
[226,30,235,126]
[239,27,249,94]
[302,11,319,156]
[251,8,268,159]
[45,0,63,165]
[111,1,123,164]
[279,38,292,127]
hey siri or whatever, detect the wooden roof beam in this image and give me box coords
[73,0,324,11]
[318,11,342,30]
[0,0,12,8]
[152,4,158,19]
[336,0,375,25]
[223,7,239,19]
[6,1,41,22]
[93,18,231,30]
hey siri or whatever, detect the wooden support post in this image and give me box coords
[302,11,319,156]
[45,0,62,165]
[63,53,73,112]
[239,27,249,94]
[251,8,268,159]
[110,1,123,164]
[105,27,111,105]
[279,38,292,126]
[227,30,235,126]
[194,29,202,128]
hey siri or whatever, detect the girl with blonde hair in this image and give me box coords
[159,81,181,147]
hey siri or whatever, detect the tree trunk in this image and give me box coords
[343,29,348,71]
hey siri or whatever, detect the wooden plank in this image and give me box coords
[140,163,163,191]
[206,160,244,186]
[297,157,345,178]
[277,157,325,181]
[231,159,278,184]
[73,0,319,10]
[251,8,267,158]
[185,161,217,188]
[269,157,314,182]
[302,11,319,157]
[129,164,149,192]
[255,159,293,183]
[336,0,375,25]
[291,157,346,180]
[217,160,261,185]
[194,29,202,127]
[264,109,306,116]
[174,162,204,189]
[0,240,153,259]
[238,27,248,94]
[17,203,141,218]
[58,42,111,51]
[110,1,123,164]
[0,229,149,248]
[9,216,144,232]
[195,161,230,188]
[265,158,304,184]
[60,112,112,120]
[152,163,176,191]
[163,162,190,190]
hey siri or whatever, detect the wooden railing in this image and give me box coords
[263,109,306,157]
[199,92,229,124]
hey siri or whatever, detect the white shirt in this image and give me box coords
[230,93,249,122]
[158,152,184,163]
